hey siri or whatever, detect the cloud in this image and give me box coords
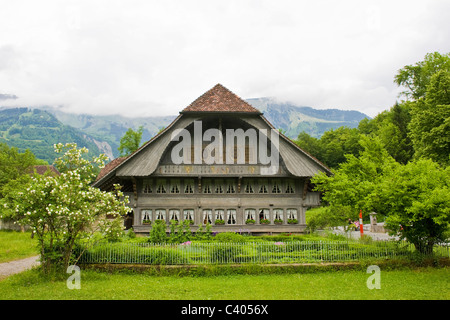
[0,0,449,118]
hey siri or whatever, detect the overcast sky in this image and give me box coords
[0,0,449,118]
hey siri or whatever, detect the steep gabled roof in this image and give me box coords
[93,84,331,188]
[95,156,128,182]
[181,84,261,114]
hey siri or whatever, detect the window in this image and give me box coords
[155,209,166,221]
[143,180,152,193]
[244,209,256,221]
[273,209,284,222]
[259,180,268,194]
[272,180,281,193]
[156,180,167,194]
[169,209,180,221]
[214,209,225,224]
[285,180,295,194]
[203,179,212,194]
[226,209,237,225]
[183,209,194,223]
[214,179,224,194]
[244,180,254,193]
[184,179,194,194]
[203,209,212,224]
[141,209,152,224]
[259,209,270,223]
[287,209,298,222]
[226,179,236,194]
[170,180,180,194]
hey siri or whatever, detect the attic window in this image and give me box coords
[184,179,194,194]
[244,180,254,193]
[258,179,268,193]
[285,180,295,194]
[214,179,224,194]
[170,180,180,194]
[272,180,281,193]
[156,180,166,194]
[143,180,152,193]
[203,179,212,194]
[226,179,236,194]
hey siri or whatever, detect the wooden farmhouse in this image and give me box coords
[93,84,331,235]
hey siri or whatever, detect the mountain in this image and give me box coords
[247,98,370,139]
[0,99,370,162]
[0,108,103,164]
[48,109,176,159]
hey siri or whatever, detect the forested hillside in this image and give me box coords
[0,108,101,164]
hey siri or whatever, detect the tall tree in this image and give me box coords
[408,70,450,165]
[118,126,144,157]
[394,52,450,100]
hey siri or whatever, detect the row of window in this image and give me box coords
[141,178,297,195]
[141,208,299,225]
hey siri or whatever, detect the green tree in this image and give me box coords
[0,143,131,273]
[394,51,450,100]
[118,126,144,157]
[149,219,168,243]
[372,159,450,254]
[312,136,399,219]
[408,70,450,165]
[358,103,413,164]
[295,127,362,169]
[0,143,37,197]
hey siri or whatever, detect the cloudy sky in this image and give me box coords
[0,0,449,118]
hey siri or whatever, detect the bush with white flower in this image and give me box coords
[0,143,131,274]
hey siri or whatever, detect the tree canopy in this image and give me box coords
[118,126,144,157]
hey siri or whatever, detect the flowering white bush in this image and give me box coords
[0,143,131,273]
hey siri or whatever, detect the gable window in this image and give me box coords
[226,209,237,225]
[170,180,180,194]
[169,209,180,221]
[285,180,295,193]
[214,179,224,194]
[259,179,268,194]
[244,180,254,193]
[226,179,236,194]
[272,179,281,193]
[143,180,152,194]
[156,179,167,194]
[184,179,195,194]
[203,179,212,194]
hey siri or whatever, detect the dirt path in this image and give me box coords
[0,255,40,279]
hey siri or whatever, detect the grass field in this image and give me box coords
[0,230,37,263]
[0,266,448,300]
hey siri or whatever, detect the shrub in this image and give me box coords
[213,232,245,242]
[149,220,167,243]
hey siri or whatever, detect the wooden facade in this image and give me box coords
[93,84,331,235]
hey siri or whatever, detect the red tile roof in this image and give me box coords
[33,165,60,176]
[95,156,127,181]
[182,84,261,113]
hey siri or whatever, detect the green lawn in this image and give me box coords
[0,230,37,263]
[0,267,448,300]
